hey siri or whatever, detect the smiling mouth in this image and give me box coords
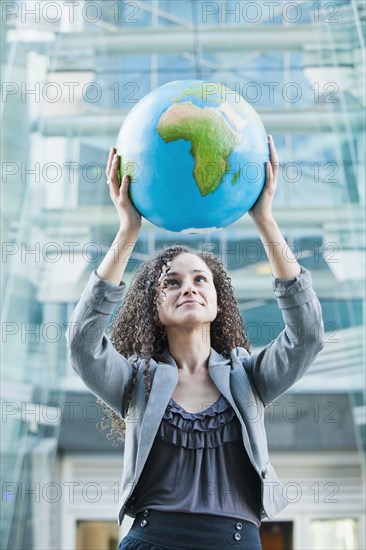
[178,301,203,307]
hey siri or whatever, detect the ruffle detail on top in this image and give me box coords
[157,394,241,449]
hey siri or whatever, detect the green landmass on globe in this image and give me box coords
[174,85,220,104]
[157,101,243,195]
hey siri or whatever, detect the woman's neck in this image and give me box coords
[166,326,211,375]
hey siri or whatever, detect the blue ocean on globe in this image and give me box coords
[117,80,269,233]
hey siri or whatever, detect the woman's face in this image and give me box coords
[156,253,218,329]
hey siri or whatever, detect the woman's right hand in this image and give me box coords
[106,147,142,233]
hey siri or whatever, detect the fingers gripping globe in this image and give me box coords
[117,80,269,233]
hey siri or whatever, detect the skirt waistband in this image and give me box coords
[128,509,261,549]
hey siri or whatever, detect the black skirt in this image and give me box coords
[117,509,262,550]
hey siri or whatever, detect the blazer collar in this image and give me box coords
[160,346,230,368]
[159,346,231,397]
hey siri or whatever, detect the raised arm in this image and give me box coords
[66,148,142,416]
[249,135,301,280]
[244,136,324,405]
[97,146,141,284]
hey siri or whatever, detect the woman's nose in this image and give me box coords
[182,282,197,295]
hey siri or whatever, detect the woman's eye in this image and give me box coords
[165,276,206,286]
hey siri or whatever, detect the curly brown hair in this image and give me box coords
[96,244,251,446]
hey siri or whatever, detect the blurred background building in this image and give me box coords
[1,1,365,549]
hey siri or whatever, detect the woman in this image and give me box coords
[66,136,324,550]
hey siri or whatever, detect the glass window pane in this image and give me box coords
[76,520,120,550]
[310,518,359,550]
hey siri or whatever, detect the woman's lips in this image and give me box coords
[178,300,202,307]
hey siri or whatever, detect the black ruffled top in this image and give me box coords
[131,394,262,526]
[160,394,240,448]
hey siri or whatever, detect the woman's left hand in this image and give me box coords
[248,135,279,224]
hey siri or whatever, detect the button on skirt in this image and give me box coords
[117,509,262,550]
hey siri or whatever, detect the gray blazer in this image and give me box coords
[66,265,324,526]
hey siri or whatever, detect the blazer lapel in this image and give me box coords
[208,348,256,466]
[135,357,178,475]
[207,347,231,396]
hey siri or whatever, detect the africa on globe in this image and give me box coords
[117,80,269,233]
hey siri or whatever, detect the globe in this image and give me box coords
[117,80,269,233]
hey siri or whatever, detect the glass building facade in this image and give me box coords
[1,1,365,549]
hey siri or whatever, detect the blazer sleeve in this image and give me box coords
[65,269,133,418]
[247,265,324,406]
